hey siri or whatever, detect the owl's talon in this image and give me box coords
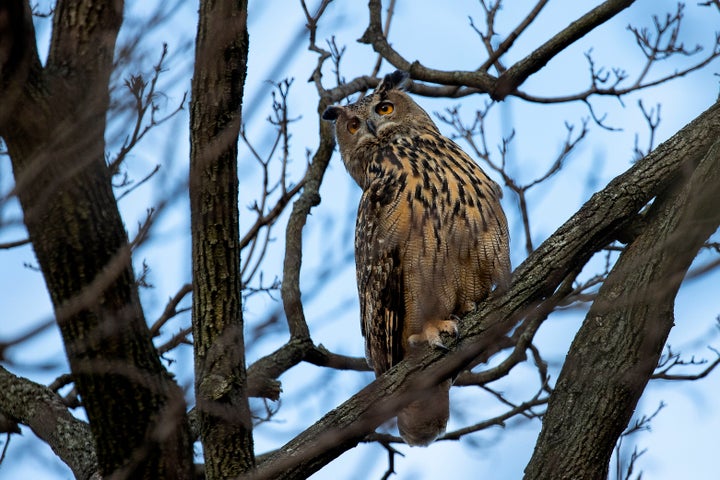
[431,338,450,352]
[448,316,461,335]
[408,318,459,350]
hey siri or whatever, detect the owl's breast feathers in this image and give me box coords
[357,131,510,375]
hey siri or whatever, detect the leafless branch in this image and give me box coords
[699,0,720,11]
[515,4,720,124]
[456,267,580,387]
[240,79,307,292]
[0,238,30,249]
[129,208,156,251]
[109,43,186,176]
[149,283,193,337]
[301,0,334,90]
[0,367,98,478]
[441,390,548,441]
[368,0,397,82]
[0,319,55,363]
[612,402,665,480]
[633,100,662,161]
[479,0,550,73]
[116,164,161,201]
[438,105,588,254]
[305,344,371,372]
[239,0,339,404]
[378,440,404,480]
[157,326,193,356]
[652,346,720,380]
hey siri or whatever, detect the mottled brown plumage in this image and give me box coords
[323,71,510,446]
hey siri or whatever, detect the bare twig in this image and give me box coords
[379,441,404,480]
[0,319,55,362]
[441,390,548,441]
[479,0,550,72]
[613,402,665,480]
[109,43,186,175]
[149,283,193,337]
[438,105,588,254]
[514,7,720,115]
[157,326,193,355]
[633,100,661,161]
[240,79,307,293]
[0,238,30,249]
[652,346,720,380]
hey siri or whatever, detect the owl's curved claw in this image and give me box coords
[408,318,459,351]
[430,337,450,352]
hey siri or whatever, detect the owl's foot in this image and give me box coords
[408,319,459,351]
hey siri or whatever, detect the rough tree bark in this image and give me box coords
[189,0,254,477]
[0,366,97,479]
[524,139,720,479]
[0,1,193,478]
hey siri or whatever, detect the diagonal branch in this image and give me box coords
[524,137,720,480]
[0,367,98,480]
[479,0,550,72]
[493,0,637,99]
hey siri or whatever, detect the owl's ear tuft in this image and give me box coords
[322,105,342,121]
[376,70,411,94]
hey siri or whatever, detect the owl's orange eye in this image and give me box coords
[375,102,394,115]
[347,118,361,134]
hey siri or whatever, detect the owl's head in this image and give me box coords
[322,71,436,186]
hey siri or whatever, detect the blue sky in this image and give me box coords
[1,1,719,478]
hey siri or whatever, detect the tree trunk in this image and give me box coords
[0,1,193,478]
[524,141,720,479]
[189,0,255,477]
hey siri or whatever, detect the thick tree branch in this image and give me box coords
[280,21,337,342]
[0,367,98,480]
[189,0,254,476]
[358,0,496,92]
[359,0,637,101]
[524,139,720,479]
[0,1,43,132]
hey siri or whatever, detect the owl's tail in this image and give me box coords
[397,379,451,447]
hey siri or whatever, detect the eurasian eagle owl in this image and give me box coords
[323,70,510,446]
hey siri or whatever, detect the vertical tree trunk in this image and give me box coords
[524,140,720,479]
[189,0,254,477]
[0,1,194,478]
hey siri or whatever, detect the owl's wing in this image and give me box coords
[356,175,409,376]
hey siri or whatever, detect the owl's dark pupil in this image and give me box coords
[376,102,393,115]
[348,118,360,133]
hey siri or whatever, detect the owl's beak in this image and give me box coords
[366,119,377,136]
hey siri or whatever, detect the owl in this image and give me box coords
[323,71,510,446]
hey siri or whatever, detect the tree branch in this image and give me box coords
[524,137,720,478]
[189,0,254,475]
[493,0,637,99]
[0,367,98,480]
